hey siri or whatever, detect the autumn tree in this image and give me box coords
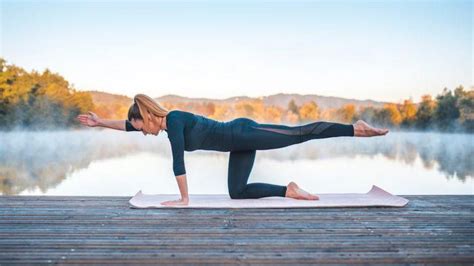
[399,99,417,127]
[298,101,319,122]
[374,104,402,127]
[204,102,216,116]
[262,105,283,123]
[0,58,95,129]
[209,104,230,121]
[235,99,265,121]
[336,104,356,123]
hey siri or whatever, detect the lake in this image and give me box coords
[0,130,472,196]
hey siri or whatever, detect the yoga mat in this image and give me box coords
[129,185,409,208]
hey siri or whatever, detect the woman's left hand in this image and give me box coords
[160,198,189,206]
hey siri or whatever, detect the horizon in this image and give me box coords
[88,88,467,105]
[2,0,472,103]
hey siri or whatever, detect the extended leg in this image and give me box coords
[253,120,354,141]
[227,150,287,199]
[235,120,354,151]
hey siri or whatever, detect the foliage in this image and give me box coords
[0,59,94,130]
[1,58,472,133]
[298,101,320,122]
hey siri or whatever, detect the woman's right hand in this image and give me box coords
[76,111,101,127]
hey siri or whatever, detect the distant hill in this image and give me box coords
[86,90,133,106]
[155,93,389,109]
[86,90,389,110]
[85,90,134,119]
[261,93,387,109]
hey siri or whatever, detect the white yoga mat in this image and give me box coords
[129,185,409,208]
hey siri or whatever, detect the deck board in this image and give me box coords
[0,195,472,264]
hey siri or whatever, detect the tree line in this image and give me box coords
[165,86,473,133]
[314,86,473,132]
[0,58,93,129]
[1,58,472,132]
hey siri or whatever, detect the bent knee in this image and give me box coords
[229,190,246,199]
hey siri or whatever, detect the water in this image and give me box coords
[1,130,472,196]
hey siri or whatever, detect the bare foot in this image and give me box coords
[353,120,389,137]
[285,181,319,200]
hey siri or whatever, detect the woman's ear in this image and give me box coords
[147,113,161,128]
[147,113,155,123]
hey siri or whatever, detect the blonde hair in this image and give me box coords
[128,94,169,130]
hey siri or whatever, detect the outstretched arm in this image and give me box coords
[98,119,129,131]
[76,111,131,131]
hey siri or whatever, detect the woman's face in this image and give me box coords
[131,115,160,136]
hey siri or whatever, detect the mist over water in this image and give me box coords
[0,129,472,196]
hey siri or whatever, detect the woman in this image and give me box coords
[77,94,388,206]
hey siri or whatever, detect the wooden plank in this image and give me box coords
[0,195,472,265]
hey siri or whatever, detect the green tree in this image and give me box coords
[288,99,299,115]
[434,87,460,131]
[415,95,436,129]
[0,58,95,130]
[455,85,474,132]
[357,106,377,124]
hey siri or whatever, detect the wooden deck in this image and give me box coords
[0,195,472,265]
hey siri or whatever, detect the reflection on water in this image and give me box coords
[0,129,472,195]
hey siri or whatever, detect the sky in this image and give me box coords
[1,0,472,103]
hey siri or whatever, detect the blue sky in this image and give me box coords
[1,0,472,103]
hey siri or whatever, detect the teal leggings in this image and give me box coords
[227,119,354,199]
